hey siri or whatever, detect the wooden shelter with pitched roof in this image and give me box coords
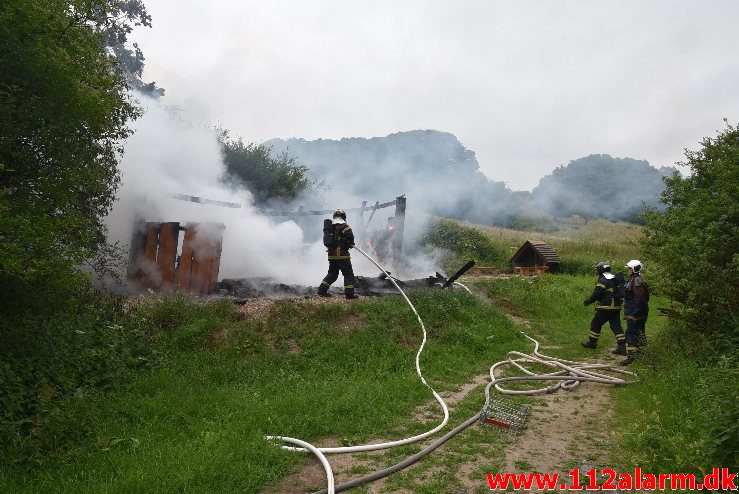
[510,240,561,275]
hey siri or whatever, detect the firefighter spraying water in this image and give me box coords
[317,209,359,300]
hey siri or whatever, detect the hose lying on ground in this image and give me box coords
[487,333,637,397]
[310,331,637,493]
[267,252,637,494]
[265,246,451,493]
[311,413,481,494]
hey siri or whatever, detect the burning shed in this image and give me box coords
[129,220,225,294]
[510,240,561,275]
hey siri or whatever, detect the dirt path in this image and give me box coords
[260,310,624,494]
[259,373,491,494]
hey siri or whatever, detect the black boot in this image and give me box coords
[581,339,597,349]
[611,341,627,356]
[346,294,359,300]
[620,349,637,365]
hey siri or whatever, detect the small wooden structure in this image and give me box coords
[130,221,225,294]
[510,240,561,276]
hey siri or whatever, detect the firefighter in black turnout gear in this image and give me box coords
[317,209,359,300]
[621,259,649,365]
[581,262,626,354]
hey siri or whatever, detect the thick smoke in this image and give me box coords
[531,154,676,221]
[266,135,678,231]
[266,130,525,228]
[105,95,391,288]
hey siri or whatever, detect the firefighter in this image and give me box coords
[580,262,626,353]
[621,259,649,365]
[317,209,359,300]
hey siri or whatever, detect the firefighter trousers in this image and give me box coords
[625,313,647,354]
[588,309,625,345]
[318,259,355,297]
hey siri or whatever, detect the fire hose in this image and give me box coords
[266,248,637,494]
[265,245,450,493]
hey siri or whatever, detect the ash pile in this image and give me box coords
[218,278,313,300]
[217,260,475,301]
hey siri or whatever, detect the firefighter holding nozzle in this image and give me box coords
[317,209,359,300]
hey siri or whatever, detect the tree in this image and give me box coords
[219,131,317,206]
[532,154,674,221]
[0,0,146,312]
[101,0,165,97]
[643,122,739,341]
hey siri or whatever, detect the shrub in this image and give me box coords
[422,218,507,272]
[0,293,236,466]
[0,296,153,465]
[643,122,738,344]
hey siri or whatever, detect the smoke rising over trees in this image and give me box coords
[265,132,674,226]
[532,154,677,222]
[266,130,525,225]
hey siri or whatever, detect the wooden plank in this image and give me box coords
[391,195,406,269]
[190,224,210,295]
[156,222,180,290]
[205,223,225,293]
[262,198,396,217]
[143,223,160,288]
[129,219,148,281]
[176,224,196,292]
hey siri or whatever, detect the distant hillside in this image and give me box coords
[532,154,678,221]
[266,130,523,225]
[266,132,675,225]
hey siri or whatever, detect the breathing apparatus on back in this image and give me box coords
[323,209,347,248]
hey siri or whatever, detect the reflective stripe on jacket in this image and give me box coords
[586,274,622,309]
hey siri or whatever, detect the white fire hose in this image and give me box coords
[266,248,637,494]
[265,246,450,493]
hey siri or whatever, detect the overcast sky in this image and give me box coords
[131,0,739,190]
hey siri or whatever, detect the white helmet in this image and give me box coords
[626,259,642,272]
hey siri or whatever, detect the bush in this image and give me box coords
[616,324,738,472]
[623,121,739,473]
[0,296,152,465]
[219,131,317,206]
[643,122,738,344]
[0,293,236,466]
[422,219,507,272]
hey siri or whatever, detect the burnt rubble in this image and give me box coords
[217,260,476,302]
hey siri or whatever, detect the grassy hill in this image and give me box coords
[2,218,732,492]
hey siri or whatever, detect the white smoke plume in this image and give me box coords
[106,95,324,286]
[105,94,435,290]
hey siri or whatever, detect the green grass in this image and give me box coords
[471,274,737,480]
[0,290,525,493]
[476,218,643,275]
[4,215,732,492]
[475,275,651,359]
[613,328,739,474]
